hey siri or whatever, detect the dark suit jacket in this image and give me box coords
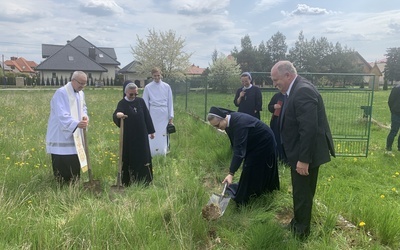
[281,76,335,168]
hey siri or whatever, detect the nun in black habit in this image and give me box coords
[207,106,280,205]
[113,83,155,186]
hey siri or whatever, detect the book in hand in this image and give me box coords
[274,100,283,116]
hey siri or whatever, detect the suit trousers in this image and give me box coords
[290,165,320,237]
[51,154,81,183]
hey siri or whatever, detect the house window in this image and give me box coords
[99,54,104,58]
[52,72,56,78]
[68,56,74,61]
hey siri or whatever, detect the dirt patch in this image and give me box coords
[202,203,222,221]
[83,180,102,196]
[275,207,293,225]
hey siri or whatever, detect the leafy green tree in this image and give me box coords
[255,41,273,72]
[131,29,192,81]
[384,47,400,85]
[231,35,257,72]
[288,31,308,71]
[211,49,218,64]
[266,31,287,64]
[208,53,241,93]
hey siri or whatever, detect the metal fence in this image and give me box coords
[170,72,375,157]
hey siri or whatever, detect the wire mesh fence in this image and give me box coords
[169,72,375,157]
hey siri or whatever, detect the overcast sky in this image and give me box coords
[1,0,399,69]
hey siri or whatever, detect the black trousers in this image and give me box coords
[290,165,320,237]
[51,154,81,183]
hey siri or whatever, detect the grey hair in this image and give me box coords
[275,61,297,75]
[124,82,138,93]
[71,71,86,81]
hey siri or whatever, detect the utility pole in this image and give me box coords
[1,54,5,87]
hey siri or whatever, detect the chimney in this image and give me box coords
[89,47,96,59]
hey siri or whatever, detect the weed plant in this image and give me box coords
[0,88,399,249]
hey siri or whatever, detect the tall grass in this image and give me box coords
[0,87,399,249]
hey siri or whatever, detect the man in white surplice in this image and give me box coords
[46,71,89,183]
[142,67,174,156]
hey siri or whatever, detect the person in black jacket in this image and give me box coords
[271,61,335,239]
[268,91,287,163]
[207,106,280,206]
[233,72,263,119]
[386,85,400,154]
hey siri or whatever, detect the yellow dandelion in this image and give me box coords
[28,200,32,204]
[31,148,35,152]
[353,158,358,162]
[380,194,385,199]
[6,157,10,160]
[395,172,399,176]
[392,187,396,192]
[359,221,366,227]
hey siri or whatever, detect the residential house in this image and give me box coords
[118,62,206,88]
[118,60,147,88]
[354,51,382,89]
[4,57,37,75]
[1,62,12,73]
[186,64,205,76]
[369,58,386,84]
[36,36,120,85]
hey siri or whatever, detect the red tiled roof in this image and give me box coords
[5,57,37,73]
[187,64,205,75]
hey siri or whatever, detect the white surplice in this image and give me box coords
[142,80,174,156]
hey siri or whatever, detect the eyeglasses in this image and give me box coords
[74,79,87,86]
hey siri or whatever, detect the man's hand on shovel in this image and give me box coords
[78,116,89,129]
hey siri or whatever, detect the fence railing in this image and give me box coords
[170,72,375,157]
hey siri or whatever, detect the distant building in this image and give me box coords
[36,35,120,85]
[4,57,37,74]
[186,64,206,76]
[118,62,206,87]
[354,51,382,89]
[118,61,147,88]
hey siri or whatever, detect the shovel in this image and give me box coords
[202,182,231,220]
[111,115,127,192]
[82,122,102,194]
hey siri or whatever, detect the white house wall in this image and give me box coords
[40,66,117,85]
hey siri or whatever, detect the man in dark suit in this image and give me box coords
[270,61,335,239]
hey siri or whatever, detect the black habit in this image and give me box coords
[225,112,280,205]
[233,85,263,119]
[113,97,155,186]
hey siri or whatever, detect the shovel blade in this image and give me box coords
[207,193,231,217]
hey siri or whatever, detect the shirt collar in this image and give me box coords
[226,114,231,128]
[286,76,297,97]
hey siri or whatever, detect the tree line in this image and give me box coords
[130,29,400,91]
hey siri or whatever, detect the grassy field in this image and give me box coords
[0,87,399,249]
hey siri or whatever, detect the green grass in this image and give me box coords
[0,87,399,249]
